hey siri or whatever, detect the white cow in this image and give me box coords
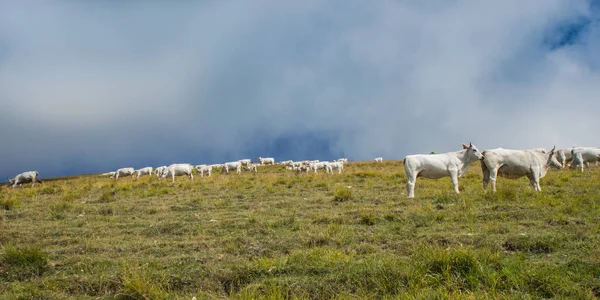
[375,157,383,163]
[404,143,483,198]
[159,164,194,182]
[135,167,153,178]
[336,158,348,163]
[154,166,167,178]
[237,159,252,166]
[7,171,42,189]
[246,164,258,173]
[101,171,116,177]
[197,165,213,177]
[327,161,344,174]
[570,148,600,172]
[555,149,573,168]
[258,157,275,165]
[296,165,310,174]
[481,146,561,192]
[222,161,242,174]
[309,162,330,173]
[279,160,293,165]
[113,167,135,179]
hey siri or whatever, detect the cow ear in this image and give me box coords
[462,144,468,149]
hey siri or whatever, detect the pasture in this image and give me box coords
[1,161,600,299]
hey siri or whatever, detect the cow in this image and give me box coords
[404,143,483,198]
[159,164,194,182]
[336,158,348,163]
[237,159,252,166]
[134,167,153,179]
[570,148,600,172]
[197,165,213,177]
[327,161,344,174]
[258,157,275,165]
[279,160,293,165]
[481,146,561,192]
[154,166,167,178]
[113,167,135,179]
[555,149,573,168]
[101,171,116,177]
[375,157,383,163]
[7,171,42,189]
[309,162,330,173]
[246,164,258,173]
[221,161,242,174]
[296,165,310,174]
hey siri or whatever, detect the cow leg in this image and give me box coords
[482,166,490,191]
[488,168,499,193]
[585,162,590,169]
[190,173,194,181]
[450,171,460,194]
[406,173,416,198]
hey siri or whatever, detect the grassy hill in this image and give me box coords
[1,161,600,299]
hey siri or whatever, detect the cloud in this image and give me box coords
[1,0,599,178]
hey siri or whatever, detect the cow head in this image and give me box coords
[462,142,484,160]
[6,178,14,187]
[547,146,562,169]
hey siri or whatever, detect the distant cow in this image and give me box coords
[101,172,116,177]
[481,146,561,192]
[375,157,383,163]
[237,159,252,166]
[222,161,242,174]
[309,162,329,173]
[7,171,42,189]
[258,157,275,165]
[135,167,153,178]
[197,165,213,177]
[246,164,258,173]
[404,143,483,198]
[327,161,344,174]
[555,149,573,168]
[570,148,600,172]
[113,168,135,179]
[154,166,167,178]
[159,164,194,182]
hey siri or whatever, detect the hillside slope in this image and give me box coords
[2,161,600,299]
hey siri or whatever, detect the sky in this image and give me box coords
[1,0,600,179]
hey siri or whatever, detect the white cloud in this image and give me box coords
[0,0,599,177]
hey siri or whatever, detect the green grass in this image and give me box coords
[1,161,600,298]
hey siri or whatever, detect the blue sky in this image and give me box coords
[1,1,600,179]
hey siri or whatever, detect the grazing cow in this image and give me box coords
[296,165,310,174]
[197,165,213,177]
[481,146,561,192]
[7,171,42,189]
[555,149,573,168]
[237,159,252,166]
[327,161,344,174]
[258,157,275,165]
[135,167,153,178]
[279,160,293,165]
[194,164,207,172]
[375,157,383,163]
[570,148,600,172]
[113,167,135,179]
[154,166,167,178]
[101,172,116,177]
[404,143,483,198]
[309,162,330,173]
[246,164,258,173]
[222,161,242,174]
[336,158,348,163]
[159,164,194,182]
